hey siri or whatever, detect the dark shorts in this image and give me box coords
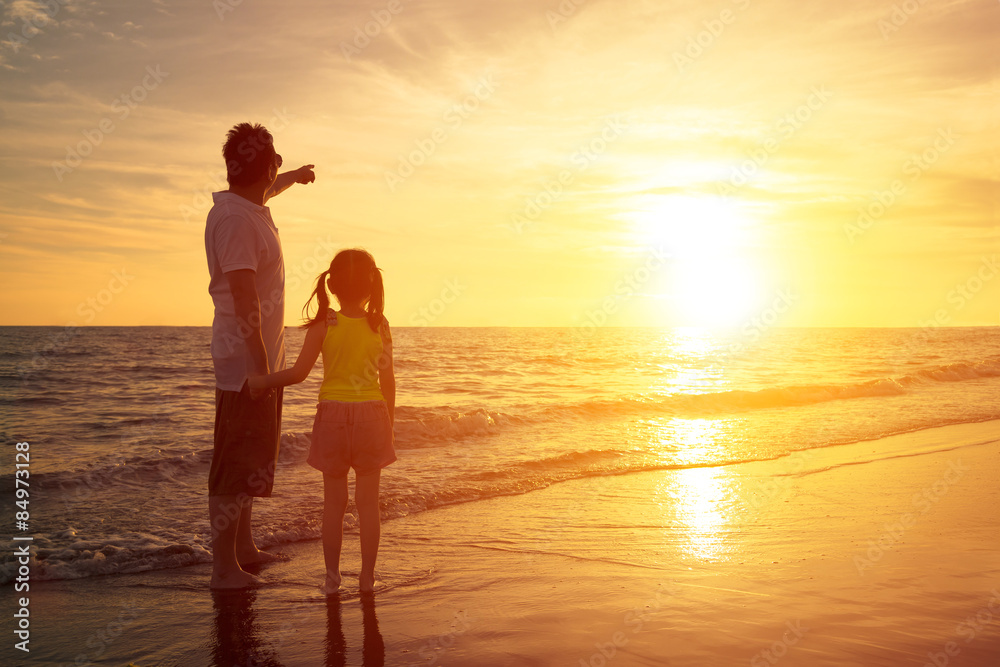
[209,383,283,497]
[308,400,396,477]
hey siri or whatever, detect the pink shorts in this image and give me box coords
[308,400,396,477]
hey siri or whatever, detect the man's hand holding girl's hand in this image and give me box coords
[248,374,271,400]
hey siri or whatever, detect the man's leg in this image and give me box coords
[210,494,262,589]
[209,385,281,587]
[235,496,278,565]
[244,386,282,566]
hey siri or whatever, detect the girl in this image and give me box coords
[249,248,395,594]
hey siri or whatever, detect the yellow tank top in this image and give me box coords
[318,312,386,402]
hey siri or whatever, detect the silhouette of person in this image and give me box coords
[205,122,315,589]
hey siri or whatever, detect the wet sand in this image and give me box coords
[8,421,1000,666]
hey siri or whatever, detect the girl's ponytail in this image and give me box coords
[366,266,385,332]
[301,269,330,328]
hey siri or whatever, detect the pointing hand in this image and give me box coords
[294,164,316,184]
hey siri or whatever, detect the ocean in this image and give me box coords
[2,325,1000,586]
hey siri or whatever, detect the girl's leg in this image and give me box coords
[355,470,381,592]
[322,473,349,593]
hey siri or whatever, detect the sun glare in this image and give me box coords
[630,195,764,328]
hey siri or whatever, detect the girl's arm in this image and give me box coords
[249,319,325,390]
[377,320,395,424]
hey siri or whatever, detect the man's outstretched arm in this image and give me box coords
[265,164,315,203]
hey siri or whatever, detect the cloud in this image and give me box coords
[3,0,52,23]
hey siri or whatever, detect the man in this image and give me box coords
[204,122,315,588]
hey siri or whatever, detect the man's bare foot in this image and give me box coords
[359,571,376,593]
[237,549,283,567]
[210,569,265,590]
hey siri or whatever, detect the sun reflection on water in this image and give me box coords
[647,328,732,398]
[670,327,718,358]
[655,417,737,562]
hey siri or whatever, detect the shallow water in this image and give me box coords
[1,325,999,584]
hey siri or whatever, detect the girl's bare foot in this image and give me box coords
[321,573,343,596]
[210,569,265,590]
[359,571,376,593]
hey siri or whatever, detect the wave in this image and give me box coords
[21,348,92,358]
[8,409,511,495]
[14,433,309,494]
[1,530,214,583]
[0,395,65,406]
[911,359,1000,383]
[545,358,1000,418]
[24,448,216,493]
[78,415,179,431]
[393,407,517,447]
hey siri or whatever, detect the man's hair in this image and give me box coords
[222,123,275,187]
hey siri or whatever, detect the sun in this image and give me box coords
[629,194,764,328]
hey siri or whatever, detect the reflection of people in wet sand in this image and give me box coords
[204,122,315,589]
[360,594,387,665]
[210,589,284,667]
[250,249,396,593]
[326,594,386,667]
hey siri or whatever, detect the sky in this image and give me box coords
[0,0,997,328]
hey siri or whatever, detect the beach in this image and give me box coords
[3,0,998,661]
[10,419,999,666]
